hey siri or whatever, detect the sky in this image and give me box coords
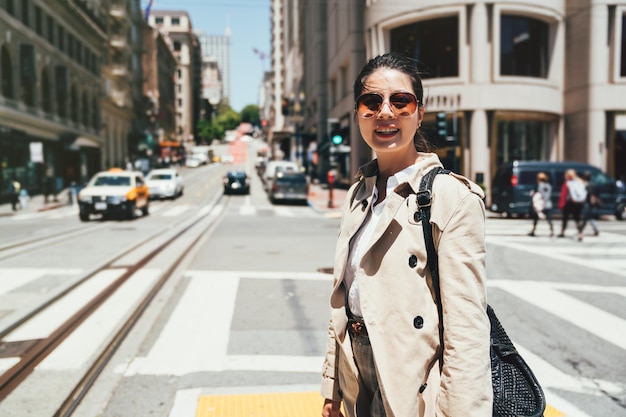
[145,0,271,112]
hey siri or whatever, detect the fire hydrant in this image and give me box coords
[327,169,336,209]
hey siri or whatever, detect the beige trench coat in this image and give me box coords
[321,154,492,417]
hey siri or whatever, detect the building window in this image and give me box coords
[1,46,14,99]
[496,118,551,167]
[155,17,164,25]
[4,0,15,16]
[173,41,182,51]
[21,0,30,26]
[500,15,549,78]
[390,16,459,78]
[177,69,182,79]
[20,44,35,106]
[41,67,51,112]
[58,26,65,52]
[171,17,180,26]
[621,14,626,77]
[178,98,182,107]
[35,6,42,35]
[47,16,54,45]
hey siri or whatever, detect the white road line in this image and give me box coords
[0,268,81,295]
[160,205,192,217]
[274,206,295,217]
[486,236,626,278]
[224,355,322,373]
[38,268,162,370]
[240,205,256,216]
[491,280,626,349]
[121,270,240,376]
[4,269,125,342]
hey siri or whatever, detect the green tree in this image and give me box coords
[240,104,260,127]
[196,103,241,142]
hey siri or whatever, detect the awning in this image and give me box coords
[160,141,182,147]
[72,137,101,148]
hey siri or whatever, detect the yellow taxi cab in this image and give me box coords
[77,168,150,221]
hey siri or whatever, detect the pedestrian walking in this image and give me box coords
[580,171,600,236]
[528,172,554,237]
[7,177,21,211]
[321,52,491,417]
[557,169,587,241]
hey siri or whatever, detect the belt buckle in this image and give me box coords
[350,320,365,337]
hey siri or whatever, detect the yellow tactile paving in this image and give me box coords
[544,404,566,417]
[196,391,564,417]
[196,392,327,417]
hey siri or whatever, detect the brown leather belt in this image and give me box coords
[348,318,368,337]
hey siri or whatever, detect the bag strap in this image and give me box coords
[416,167,450,317]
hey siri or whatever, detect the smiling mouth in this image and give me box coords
[375,127,399,137]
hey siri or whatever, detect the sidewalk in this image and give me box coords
[0,192,68,217]
[307,182,348,217]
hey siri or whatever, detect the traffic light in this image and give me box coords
[329,120,342,146]
[436,112,448,142]
[281,97,290,116]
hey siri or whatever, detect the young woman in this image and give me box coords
[321,52,492,417]
[557,169,587,241]
[528,172,554,236]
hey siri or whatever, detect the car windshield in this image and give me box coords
[149,174,172,180]
[93,176,131,186]
[228,172,247,179]
[276,175,306,185]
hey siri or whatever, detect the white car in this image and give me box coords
[146,168,184,199]
[185,156,202,168]
[78,168,150,221]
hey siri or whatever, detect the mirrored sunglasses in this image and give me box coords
[355,92,419,118]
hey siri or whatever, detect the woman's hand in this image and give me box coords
[322,398,344,417]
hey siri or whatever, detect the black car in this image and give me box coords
[268,172,309,204]
[223,170,250,194]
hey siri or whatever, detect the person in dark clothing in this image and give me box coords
[557,169,586,241]
[7,177,21,211]
[580,171,600,236]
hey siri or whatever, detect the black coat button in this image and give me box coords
[408,254,418,268]
[413,316,424,329]
[361,200,368,210]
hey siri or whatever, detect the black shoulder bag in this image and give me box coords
[416,167,546,417]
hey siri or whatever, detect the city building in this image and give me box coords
[272,0,626,197]
[141,24,177,152]
[0,0,108,200]
[102,0,145,169]
[148,10,201,149]
[197,30,231,106]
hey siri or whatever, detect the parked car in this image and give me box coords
[146,168,184,199]
[268,172,309,204]
[185,156,202,168]
[77,168,150,221]
[490,160,626,219]
[223,170,250,195]
[262,160,299,191]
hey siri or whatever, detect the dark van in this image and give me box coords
[490,160,626,219]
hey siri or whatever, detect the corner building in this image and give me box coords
[322,0,626,195]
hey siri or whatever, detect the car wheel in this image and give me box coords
[141,202,149,217]
[79,212,90,222]
[616,202,625,220]
[127,202,137,220]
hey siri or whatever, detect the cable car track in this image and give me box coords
[0,193,229,416]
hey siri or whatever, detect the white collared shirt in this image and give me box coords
[344,164,416,317]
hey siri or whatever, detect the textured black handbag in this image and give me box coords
[416,167,547,417]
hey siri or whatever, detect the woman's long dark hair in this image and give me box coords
[353,52,430,152]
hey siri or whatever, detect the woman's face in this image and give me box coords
[356,68,424,158]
